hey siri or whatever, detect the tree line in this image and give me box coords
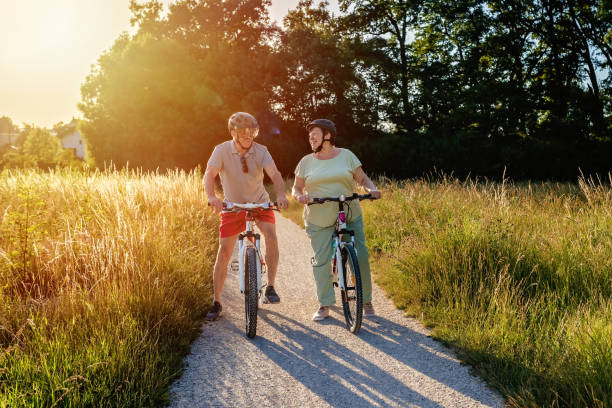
[0,117,85,169]
[13,0,612,179]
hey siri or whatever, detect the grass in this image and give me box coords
[360,174,612,407]
[0,168,218,407]
[4,169,610,407]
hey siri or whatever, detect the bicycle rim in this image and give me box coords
[340,245,362,334]
[244,247,259,338]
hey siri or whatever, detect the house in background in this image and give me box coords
[59,119,86,159]
[0,132,18,148]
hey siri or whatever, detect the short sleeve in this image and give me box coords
[261,146,274,168]
[344,149,362,171]
[207,144,223,170]
[295,156,307,178]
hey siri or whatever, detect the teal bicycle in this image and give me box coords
[308,193,375,334]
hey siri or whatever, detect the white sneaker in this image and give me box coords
[363,302,375,317]
[312,306,330,321]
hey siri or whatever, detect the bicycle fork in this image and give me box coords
[237,220,264,295]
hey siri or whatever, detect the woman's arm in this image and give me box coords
[292,176,309,204]
[353,166,382,199]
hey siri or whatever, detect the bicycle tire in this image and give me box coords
[244,247,259,338]
[340,244,363,334]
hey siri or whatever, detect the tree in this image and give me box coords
[339,0,422,131]
[0,116,17,135]
[79,0,281,170]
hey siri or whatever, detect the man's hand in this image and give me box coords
[276,195,289,210]
[207,196,223,213]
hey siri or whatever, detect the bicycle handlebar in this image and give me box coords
[307,193,376,206]
[221,201,279,212]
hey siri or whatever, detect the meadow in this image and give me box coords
[284,174,612,407]
[0,168,218,407]
[361,175,612,407]
[2,169,611,407]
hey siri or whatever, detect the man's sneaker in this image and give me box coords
[263,285,280,304]
[312,306,330,321]
[363,302,375,317]
[206,301,222,321]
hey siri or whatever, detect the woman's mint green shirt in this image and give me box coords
[294,148,362,227]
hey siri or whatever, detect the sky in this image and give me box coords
[0,0,338,128]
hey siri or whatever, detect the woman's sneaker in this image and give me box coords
[312,306,330,321]
[363,302,375,317]
[206,301,222,321]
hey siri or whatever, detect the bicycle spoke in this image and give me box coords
[340,245,363,334]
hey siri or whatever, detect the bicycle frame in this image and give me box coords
[331,199,356,293]
[223,201,273,297]
[237,210,263,295]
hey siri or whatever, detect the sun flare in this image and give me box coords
[30,6,78,54]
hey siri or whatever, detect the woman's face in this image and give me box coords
[308,127,324,151]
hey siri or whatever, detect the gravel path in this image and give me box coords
[169,214,505,407]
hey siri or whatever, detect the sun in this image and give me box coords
[30,4,78,55]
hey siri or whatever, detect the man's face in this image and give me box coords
[231,127,258,148]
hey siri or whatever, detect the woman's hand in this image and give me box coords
[369,189,382,199]
[295,193,310,204]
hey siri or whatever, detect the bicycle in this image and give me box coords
[222,201,278,339]
[308,193,376,334]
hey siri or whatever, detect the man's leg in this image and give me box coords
[212,234,240,303]
[256,221,279,286]
[257,220,283,303]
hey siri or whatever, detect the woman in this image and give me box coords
[292,119,382,321]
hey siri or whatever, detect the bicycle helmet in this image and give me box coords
[306,119,336,152]
[228,112,259,133]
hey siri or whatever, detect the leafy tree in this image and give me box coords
[80,0,280,170]
[339,0,422,131]
[0,116,17,135]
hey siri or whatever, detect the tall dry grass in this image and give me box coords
[362,174,611,407]
[0,168,218,407]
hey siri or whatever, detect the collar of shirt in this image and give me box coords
[230,140,255,156]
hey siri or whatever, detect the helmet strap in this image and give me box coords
[313,138,332,153]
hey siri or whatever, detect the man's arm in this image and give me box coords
[264,162,289,209]
[204,165,223,213]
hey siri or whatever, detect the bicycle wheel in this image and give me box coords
[244,247,259,338]
[340,244,363,333]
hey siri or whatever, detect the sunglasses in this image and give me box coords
[234,128,259,139]
[240,155,248,173]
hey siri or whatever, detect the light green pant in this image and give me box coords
[305,216,372,307]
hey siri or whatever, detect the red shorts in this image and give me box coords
[219,209,275,238]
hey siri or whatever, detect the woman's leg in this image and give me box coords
[346,216,372,304]
[305,223,336,306]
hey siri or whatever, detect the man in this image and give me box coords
[204,112,289,320]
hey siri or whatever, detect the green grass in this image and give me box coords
[266,177,304,228]
[362,175,612,407]
[0,168,218,407]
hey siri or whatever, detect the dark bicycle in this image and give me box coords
[308,193,376,334]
